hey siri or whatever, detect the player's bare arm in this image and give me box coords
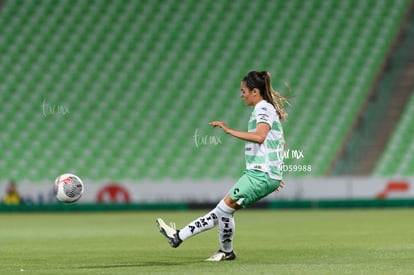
[209,121,270,144]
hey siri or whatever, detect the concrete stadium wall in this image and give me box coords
[1,177,413,205]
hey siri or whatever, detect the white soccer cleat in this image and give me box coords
[205,250,236,261]
[156,218,182,248]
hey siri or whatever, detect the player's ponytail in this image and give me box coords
[262,71,290,122]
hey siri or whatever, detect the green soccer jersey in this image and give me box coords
[245,100,285,180]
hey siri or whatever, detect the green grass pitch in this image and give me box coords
[1,209,413,274]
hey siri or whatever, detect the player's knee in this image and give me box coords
[223,195,242,210]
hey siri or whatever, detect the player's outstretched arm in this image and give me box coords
[209,121,270,144]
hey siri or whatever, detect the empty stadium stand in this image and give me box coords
[0,0,411,181]
[374,91,414,176]
[331,4,414,176]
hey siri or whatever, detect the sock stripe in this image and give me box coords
[217,205,234,215]
[217,200,236,216]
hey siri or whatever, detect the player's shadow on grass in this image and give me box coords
[79,260,199,269]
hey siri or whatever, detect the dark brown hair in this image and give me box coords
[242,71,290,121]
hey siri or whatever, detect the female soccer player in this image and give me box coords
[157,71,288,261]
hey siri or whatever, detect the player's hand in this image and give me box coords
[275,180,285,193]
[209,121,230,133]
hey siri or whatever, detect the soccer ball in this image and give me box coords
[54,173,84,203]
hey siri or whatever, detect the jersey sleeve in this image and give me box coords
[255,103,274,128]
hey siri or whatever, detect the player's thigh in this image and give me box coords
[229,170,279,207]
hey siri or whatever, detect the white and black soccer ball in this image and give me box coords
[54,173,84,203]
